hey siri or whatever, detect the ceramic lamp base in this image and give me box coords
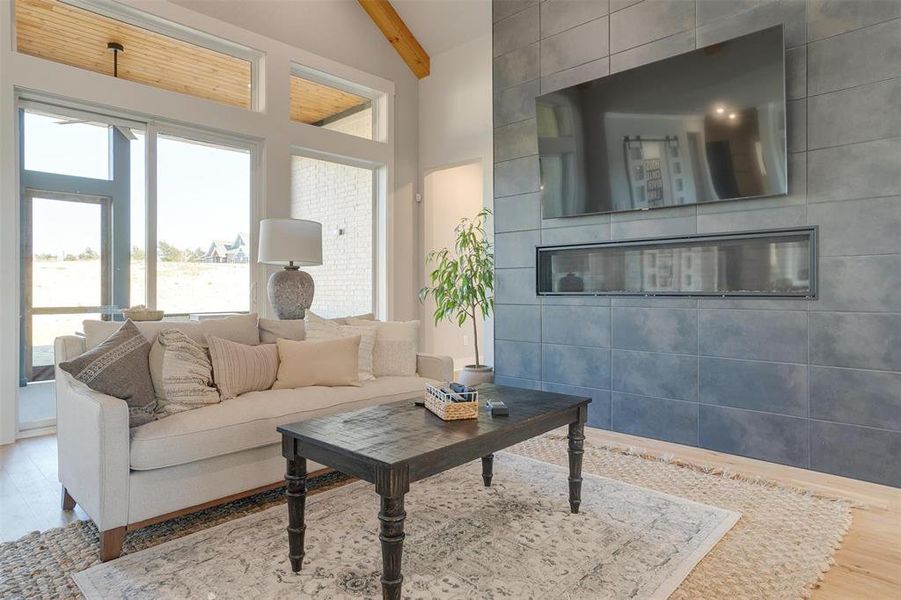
[268,268,314,320]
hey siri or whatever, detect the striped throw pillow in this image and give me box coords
[207,336,279,400]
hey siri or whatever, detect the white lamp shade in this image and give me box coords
[257,218,322,266]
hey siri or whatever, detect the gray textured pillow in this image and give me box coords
[58,320,156,427]
[258,318,305,344]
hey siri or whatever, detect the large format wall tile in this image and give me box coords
[700,405,809,468]
[610,0,695,53]
[494,340,541,380]
[811,421,901,487]
[540,57,610,93]
[540,223,611,245]
[495,304,541,342]
[810,312,901,371]
[808,78,901,150]
[493,4,539,57]
[612,307,697,354]
[807,0,901,42]
[696,0,773,26]
[494,119,538,162]
[540,16,609,76]
[610,212,697,239]
[696,0,806,48]
[697,204,806,233]
[495,192,541,233]
[495,268,538,305]
[610,29,695,73]
[785,46,806,100]
[612,392,698,446]
[817,255,901,313]
[808,18,901,95]
[700,357,807,417]
[542,343,611,389]
[542,305,610,347]
[810,366,901,432]
[494,375,543,390]
[808,196,901,256]
[699,309,808,363]
[493,43,539,91]
[543,381,612,429]
[540,0,610,39]
[612,350,698,401]
[808,138,901,203]
[494,79,539,127]
[495,230,540,268]
[493,0,538,24]
[495,155,540,197]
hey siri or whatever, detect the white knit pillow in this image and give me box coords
[157,329,221,415]
[305,312,376,381]
[346,319,419,377]
[207,336,279,400]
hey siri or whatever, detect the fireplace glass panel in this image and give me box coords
[537,229,815,297]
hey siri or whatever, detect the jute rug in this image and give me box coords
[72,453,739,599]
[0,433,852,599]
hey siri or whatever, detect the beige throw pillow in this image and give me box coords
[272,336,361,389]
[207,336,279,400]
[346,319,419,377]
[305,312,376,381]
[259,318,305,344]
[157,329,221,415]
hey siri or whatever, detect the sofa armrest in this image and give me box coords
[55,371,130,531]
[416,353,454,382]
[54,334,86,363]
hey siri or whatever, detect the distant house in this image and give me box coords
[203,234,248,263]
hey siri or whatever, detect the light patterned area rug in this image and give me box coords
[73,453,739,599]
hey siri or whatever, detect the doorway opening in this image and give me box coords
[421,161,484,370]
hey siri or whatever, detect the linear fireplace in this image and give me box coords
[537,228,816,298]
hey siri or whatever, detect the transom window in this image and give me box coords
[15,0,260,109]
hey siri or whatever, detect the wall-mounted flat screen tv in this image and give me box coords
[537,26,787,219]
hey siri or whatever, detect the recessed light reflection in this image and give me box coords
[728,113,737,120]
[715,106,725,115]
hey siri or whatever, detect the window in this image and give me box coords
[290,155,374,318]
[154,134,251,314]
[15,0,259,109]
[290,71,375,140]
[23,111,111,179]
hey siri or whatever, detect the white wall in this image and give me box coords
[0,0,409,443]
[418,28,494,368]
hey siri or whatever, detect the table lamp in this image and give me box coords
[258,218,322,319]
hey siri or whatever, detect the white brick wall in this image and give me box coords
[290,108,373,318]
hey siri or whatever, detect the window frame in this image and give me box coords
[290,63,384,142]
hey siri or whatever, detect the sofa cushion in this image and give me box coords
[84,313,260,350]
[129,376,435,470]
[258,318,305,344]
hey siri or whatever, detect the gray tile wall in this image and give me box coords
[492,0,901,487]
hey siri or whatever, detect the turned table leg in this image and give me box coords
[482,454,494,487]
[286,456,307,572]
[378,494,406,600]
[568,420,585,514]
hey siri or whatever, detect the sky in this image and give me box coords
[24,111,250,256]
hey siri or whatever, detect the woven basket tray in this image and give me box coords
[424,384,479,421]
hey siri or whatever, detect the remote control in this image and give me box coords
[486,400,509,416]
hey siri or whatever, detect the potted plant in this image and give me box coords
[419,208,495,385]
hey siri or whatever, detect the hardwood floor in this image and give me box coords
[1,431,898,599]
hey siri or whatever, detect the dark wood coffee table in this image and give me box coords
[277,384,590,600]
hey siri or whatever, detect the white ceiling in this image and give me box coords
[391,0,491,56]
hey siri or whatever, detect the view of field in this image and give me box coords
[31,258,248,365]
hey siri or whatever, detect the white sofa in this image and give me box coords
[54,326,453,561]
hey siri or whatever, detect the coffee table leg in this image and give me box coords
[482,454,494,487]
[568,420,585,514]
[378,494,406,600]
[286,456,307,572]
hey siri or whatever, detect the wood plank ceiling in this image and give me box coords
[289,76,371,126]
[16,0,253,109]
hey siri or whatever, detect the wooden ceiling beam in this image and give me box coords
[356,0,430,79]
